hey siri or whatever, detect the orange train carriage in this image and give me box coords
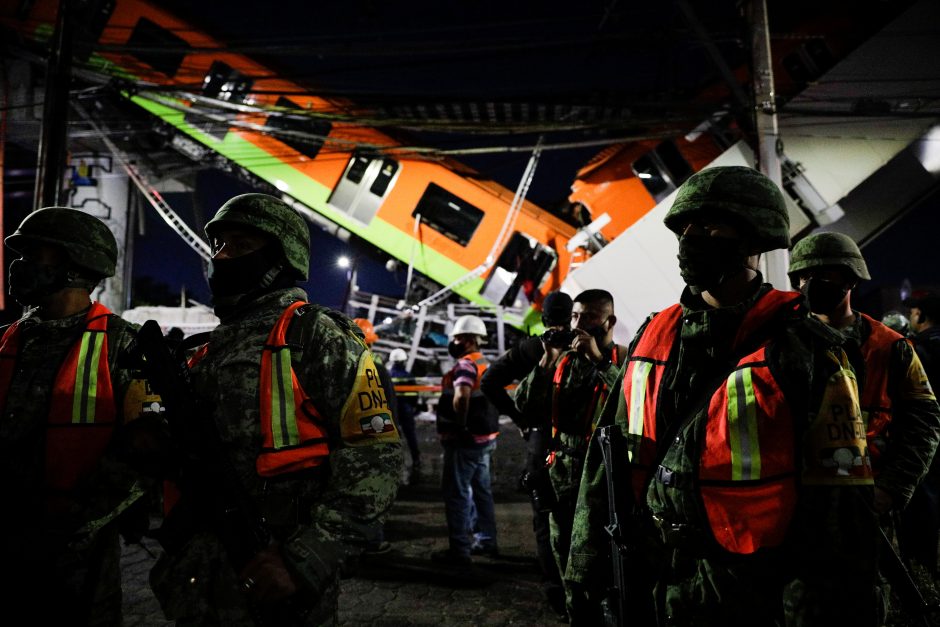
[1,0,580,323]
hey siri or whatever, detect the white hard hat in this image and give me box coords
[450,315,487,339]
[389,348,408,363]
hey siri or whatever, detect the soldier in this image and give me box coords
[566,166,873,626]
[432,314,500,565]
[903,292,940,576]
[0,207,159,625]
[480,289,573,613]
[148,193,402,624]
[788,232,939,514]
[513,288,627,618]
[881,311,911,337]
[905,291,940,387]
[789,232,940,602]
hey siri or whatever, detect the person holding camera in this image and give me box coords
[480,290,573,614]
[513,289,626,618]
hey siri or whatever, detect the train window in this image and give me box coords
[345,157,371,184]
[480,232,557,308]
[127,17,189,78]
[369,160,399,196]
[656,141,693,185]
[412,183,484,247]
[200,61,253,104]
[632,140,693,203]
[264,97,332,160]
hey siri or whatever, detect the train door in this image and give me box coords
[328,154,401,225]
[480,232,557,308]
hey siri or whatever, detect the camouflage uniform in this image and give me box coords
[0,208,155,626]
[150,194,402,625]
[788,233,940,510]
[514,341,623,589]
[789,233,940,597]
[566,168,878,626]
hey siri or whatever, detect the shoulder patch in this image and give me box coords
[339,350,400,446]
[122,375,164,422]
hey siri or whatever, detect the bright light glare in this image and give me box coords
[637,172,653,179]
[914,125,940,174]
[337,256,351,269]
[382,317,393,325]
[274,179,290,192]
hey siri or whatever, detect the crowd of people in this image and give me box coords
[1,166,939,626]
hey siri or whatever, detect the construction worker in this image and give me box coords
[148,194,401,624]
[353,317,379,348]
[431,314,500,565]
[789,232,940,607]
[566,166,873,626]
[0,208,160,625]
[514,288,627,619]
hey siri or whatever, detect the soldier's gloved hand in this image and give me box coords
[239,543,300,602]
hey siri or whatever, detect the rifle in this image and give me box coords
[597,425,628,627]
[135,320,308,626]
[877,521,939,627]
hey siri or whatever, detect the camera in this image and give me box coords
[541,327,577,348]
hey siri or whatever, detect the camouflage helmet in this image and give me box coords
[788,232,871,281]
[881,311,910,336]
[5,207,117,278]
[205,193,310,279]
[664,166,790,252]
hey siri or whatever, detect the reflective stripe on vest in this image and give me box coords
[699,345,797,554]
[858,313,903,468]
[0,303,116,495]
[257,301,329,477]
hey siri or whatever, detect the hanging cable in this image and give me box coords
[73,102,212,261]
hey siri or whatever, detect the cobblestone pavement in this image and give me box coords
[121,417,564,626]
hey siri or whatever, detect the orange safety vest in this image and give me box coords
[256,301,330,477]
[548,346,621,463]
[858,313,904,468]
[0,303,116,495]
[440,351,498,439]
[626,289,804,553]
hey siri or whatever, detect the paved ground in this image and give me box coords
[120,417,564,626]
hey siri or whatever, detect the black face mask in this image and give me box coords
[581,317,610,341]
[677,234,748,295]
[800,278,849,315]
[207,242,283,298]
[447,340,465,359]
[8,258,70,306]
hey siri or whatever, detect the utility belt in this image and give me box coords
[648,513,777,566]
[649,514,712,556]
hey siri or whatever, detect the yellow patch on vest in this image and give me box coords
[904,351,936,401]
[803,352,873,486]
[340,351,400,446]
[122,376,164,423]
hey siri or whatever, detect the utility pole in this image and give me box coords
[34,0,75,210]
[749,0,791,290]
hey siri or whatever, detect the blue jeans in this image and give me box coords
[441,440,498,556]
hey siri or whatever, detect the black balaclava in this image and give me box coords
[677,233,750,295]
[208,241,293,317]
